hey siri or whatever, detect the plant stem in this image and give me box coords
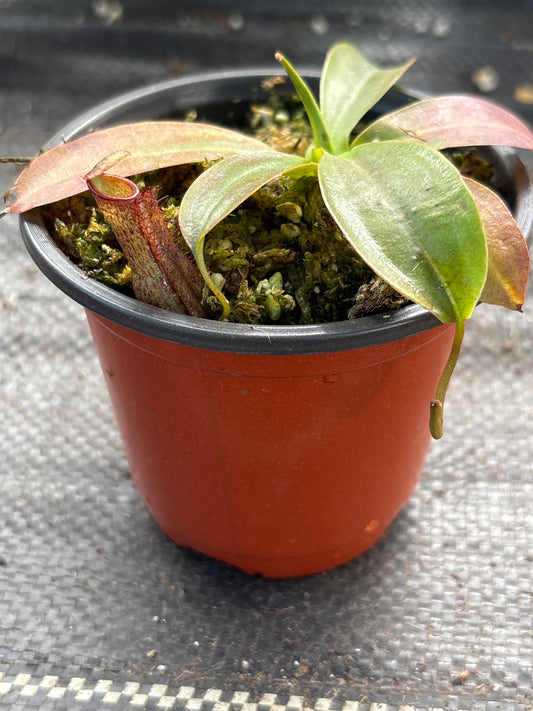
[430,319,465,440]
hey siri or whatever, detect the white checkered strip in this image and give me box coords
[0,673,466,711]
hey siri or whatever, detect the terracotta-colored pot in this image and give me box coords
[86,311,455,577]
[20,71,533,577]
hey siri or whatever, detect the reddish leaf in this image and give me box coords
[354,96,533,150]
[88,173,205,316]
[464,177,530,310]
[6,121,272,213]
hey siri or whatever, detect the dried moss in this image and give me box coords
[42,194,133,291]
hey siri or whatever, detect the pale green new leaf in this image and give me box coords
[320,43,414,154]
[275,52,332,152]
[318,143,487,323]
[179,151,310,316]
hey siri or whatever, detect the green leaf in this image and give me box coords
[275,52,332,152]
[320,42,414,154]
[464,177,530,310]
[354,96,533,150]
[179,150,310,317]
[318,143,488,323]
[6,121,274,213]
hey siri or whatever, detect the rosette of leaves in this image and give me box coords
[5,42,533,438]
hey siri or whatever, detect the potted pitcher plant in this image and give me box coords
[4,42,532,576]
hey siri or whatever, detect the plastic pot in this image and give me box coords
[20,70,533,577]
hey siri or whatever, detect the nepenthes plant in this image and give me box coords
[4,42,533,438]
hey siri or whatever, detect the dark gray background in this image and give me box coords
[1,2,532,710]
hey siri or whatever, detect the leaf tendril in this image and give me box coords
[430,320,466,439]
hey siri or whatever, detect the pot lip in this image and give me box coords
[19,68,533,356]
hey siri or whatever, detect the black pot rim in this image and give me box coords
[19,68,533,356]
